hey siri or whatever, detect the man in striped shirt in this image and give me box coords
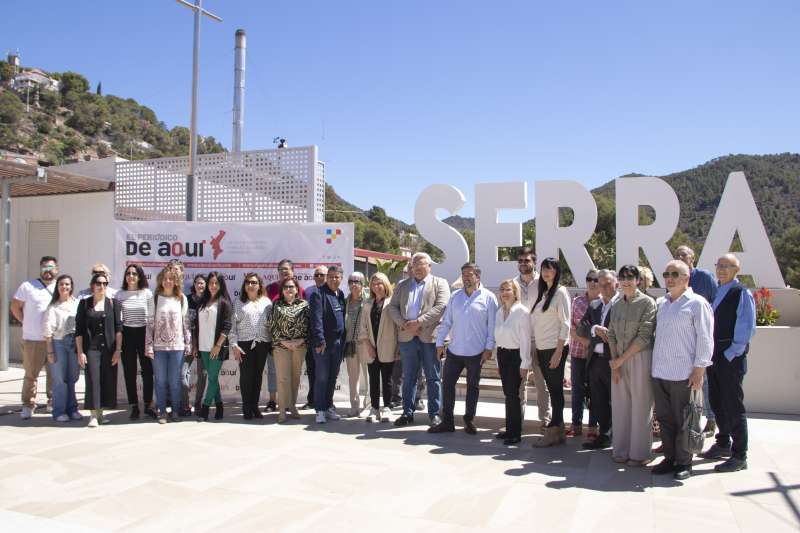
[650,260,714,481]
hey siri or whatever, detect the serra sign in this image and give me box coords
[415,172,784,289]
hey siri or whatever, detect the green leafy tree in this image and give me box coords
[0,61,13,82]
[774,226,800,288]
[38,89,61,112]
[58,71,89,96]
[0,90,24,124]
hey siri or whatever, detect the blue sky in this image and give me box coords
[3,1,799,223]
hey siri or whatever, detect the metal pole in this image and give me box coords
[232,29,246,153]
[187,0,202,221]
[0,181,11,371]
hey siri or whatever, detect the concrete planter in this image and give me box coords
[743,325,800,415]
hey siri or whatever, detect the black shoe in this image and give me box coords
[200,404,210,421]
[463,420,477,435]
[429,415,442,427]
[674,465,692,480]
[503,436,521,445]
[243,405,253,420]
[266,401,277,413]
[701,443,732,460]
[394,414,414,427]
[194,402,201,415]
[495,431,508,440]
[714,457,747,473]
[130,405,140,420]
[582,436,611,450]
[169,412,182,423]
[215,403,224,420]
[651,459,675,475]
[428,422,455,434]
[179,408,192,418]
[144,407,158,419]
[252,407,264,419]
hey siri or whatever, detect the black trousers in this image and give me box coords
[305,345,316,404]
[588,354,612,436]
[121,326,154,406]
[708,352,748,459]
[239,341,268,411]
[368,359,394,409]
[84,348,118,410]
[497,347,522,438]
[652,377,693,466]
[442,351,482,425]
[536,347,568,426]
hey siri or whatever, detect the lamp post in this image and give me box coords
[175,0,222,221]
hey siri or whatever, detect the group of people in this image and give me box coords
[13,244,756,480]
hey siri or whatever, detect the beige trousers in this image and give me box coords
[273,344,306,413]
[522,361,551,426]
[21,340,52,408]
[611,349,654,461]
[344,355,369,410]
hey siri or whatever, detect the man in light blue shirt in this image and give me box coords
[430,263,497,435]
[701,254,756,473]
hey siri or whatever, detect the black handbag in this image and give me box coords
[682,389,705,454]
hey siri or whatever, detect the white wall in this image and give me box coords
[9,191,116,360]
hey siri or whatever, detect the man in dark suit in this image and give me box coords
[309,265,346,423]
[302,265,328,409]
[577,269,619,450]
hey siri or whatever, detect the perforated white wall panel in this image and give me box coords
[114,146,324,223]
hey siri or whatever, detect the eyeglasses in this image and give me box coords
[313,273,325,277]
[245,280,260,286]
[619,274,637,281]
[125,271,139,277]
[585,277,599,283]
[93,281,109,287]
[715,263,735,270]
[662,271,682,279]
[41,265,56,271]
[348,280,362,284]
[92,270,105,276]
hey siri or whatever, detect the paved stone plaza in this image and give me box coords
[0,365,798,532]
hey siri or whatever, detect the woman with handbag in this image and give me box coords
[75,272,123,427]
[343,271,369,417]
[268,277,309,423]
[192,272,232,421]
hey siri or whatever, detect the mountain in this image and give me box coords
[442,215,475,232]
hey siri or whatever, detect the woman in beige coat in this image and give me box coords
[358,273,399,423]
[608,264,657,466]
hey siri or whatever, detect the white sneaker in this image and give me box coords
[87,417,99,428]
[379,407,391,423]
[20,406,33,419]
[365,408,378,422]
[326,407,341,421]
[69,412,83,421]
[315,411,327,424]
[46,400,53,413]
[56,414,70,422]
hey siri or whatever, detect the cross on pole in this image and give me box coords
[175,0,222,221]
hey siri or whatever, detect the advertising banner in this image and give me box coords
[112,221,359,406]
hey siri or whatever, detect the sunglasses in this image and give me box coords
[92,270,106,276]
[662,271,682,279]
[313,273,325,277]
[93,281,109,287]
[282,285,297,290]
[619,274,637,281]
[41,265,57,271]
[348,280,362,284]
[245,280,260,286]
[585,277,599,283]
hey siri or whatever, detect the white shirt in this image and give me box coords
[14,279,56,341]
[652,288,714,381]
[42,297,79,340]
[494,302,532,369]
[198,302,218,352]
[591,294,620,354]
[530,286,571,351]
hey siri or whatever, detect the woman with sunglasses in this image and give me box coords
[268,277,309,422]
[116,264,156,420]
[229,273,272,420]
[145,267,192,424]
[43,274,81,422]
[607,264,656,466]
[192,272,232,421]
[75,272,123,427]
[530,257,572,447]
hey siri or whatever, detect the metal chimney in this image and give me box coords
[232,29,246,153]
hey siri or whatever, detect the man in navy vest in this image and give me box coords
[701,254,756,473]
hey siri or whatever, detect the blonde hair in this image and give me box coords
[156,266,183,298]
[638,266,654,289]
[498,278,519,303]
[369,272,393,298]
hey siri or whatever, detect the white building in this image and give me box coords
[11,68,60,92]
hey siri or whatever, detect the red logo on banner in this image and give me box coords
[210,230,226,259]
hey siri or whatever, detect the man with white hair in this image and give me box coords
[650,260,714,480]
[388,252,450,427]
[701,254,756,473]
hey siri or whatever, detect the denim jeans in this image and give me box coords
[48,335,79,418]
[154,350,184,416]
[570,357,598,427]
[398,337,441,418]
[313,340,343,412]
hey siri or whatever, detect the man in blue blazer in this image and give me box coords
[309,265,346,423]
